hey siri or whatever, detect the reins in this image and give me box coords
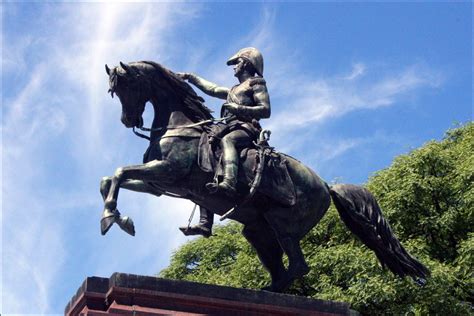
[132,116,233,141]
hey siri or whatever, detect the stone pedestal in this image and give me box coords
[65,273,358,315]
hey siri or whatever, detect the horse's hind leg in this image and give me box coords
[242,222,287,292]
[263,211,310,291]
[278,237,309,279]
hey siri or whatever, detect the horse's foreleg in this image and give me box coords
[100,177,162,201]
[101,160,174,235]
[104,160,173,209]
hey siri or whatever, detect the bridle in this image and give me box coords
[132,116,233,141]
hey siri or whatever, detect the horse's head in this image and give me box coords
[106,62,150,128]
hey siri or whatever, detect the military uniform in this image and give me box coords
[222,76,268,131]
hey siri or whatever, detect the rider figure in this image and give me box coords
[178,47,271,237]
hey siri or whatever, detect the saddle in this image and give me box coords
[197,124,296,207]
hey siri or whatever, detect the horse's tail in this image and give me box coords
[329,183,430,282]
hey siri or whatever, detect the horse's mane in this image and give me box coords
[139,61,214,121]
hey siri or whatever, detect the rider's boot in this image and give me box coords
[217,159,238,196]
[179,207,214,238]
[206,140,238,197]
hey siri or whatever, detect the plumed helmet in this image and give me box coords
[226,47,264,77]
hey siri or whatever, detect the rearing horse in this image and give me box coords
[101,61,429,292]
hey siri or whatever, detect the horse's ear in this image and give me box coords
[105,64,111,75]
[120,61,130,73]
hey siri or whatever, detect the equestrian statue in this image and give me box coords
[101,47,430,292]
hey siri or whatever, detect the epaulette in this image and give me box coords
[249,77,266,86]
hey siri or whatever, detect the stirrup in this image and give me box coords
[206,180,236,197]
[205,181,219,193]
[218,181,237,197]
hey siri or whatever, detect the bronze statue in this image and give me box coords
[101,53,429,292]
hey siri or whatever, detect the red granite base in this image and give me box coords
[65,273,358,316]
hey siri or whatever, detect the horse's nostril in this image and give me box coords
[121,114,133,127]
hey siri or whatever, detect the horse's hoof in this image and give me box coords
[118,216,135,236]
[261,285,276,292]
[261,283,284,293]
[263,273,295,293]
[264,265,309,293]
[101,215,116,235]
[289,264,310,279]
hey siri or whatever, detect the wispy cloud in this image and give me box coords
[2,2,202,313]
[2,199,66,313]
[344,63,366,80]
[178,6,442,155]
[266,63,443,137]
[243,6,277,54]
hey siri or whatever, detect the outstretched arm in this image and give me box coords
[178,73,229,100]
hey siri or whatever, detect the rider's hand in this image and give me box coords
[176,72,191,80]
[223,102,241,114]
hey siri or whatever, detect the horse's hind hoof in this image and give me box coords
[261,285,278,292]
[290,264,310,279]
[261,282,286,293]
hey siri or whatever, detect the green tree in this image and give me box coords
[161,123,473,315]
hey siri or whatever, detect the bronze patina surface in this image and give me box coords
[101,50,429,292]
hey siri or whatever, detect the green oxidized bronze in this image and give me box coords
[102,48,430,292]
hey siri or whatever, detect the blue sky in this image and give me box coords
[2,2,472,314]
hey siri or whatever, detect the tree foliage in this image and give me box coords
[160,123,473,315]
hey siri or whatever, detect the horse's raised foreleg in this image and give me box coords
[100,177,164,236]
[101,160,175,235]
[100,177,163,200]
